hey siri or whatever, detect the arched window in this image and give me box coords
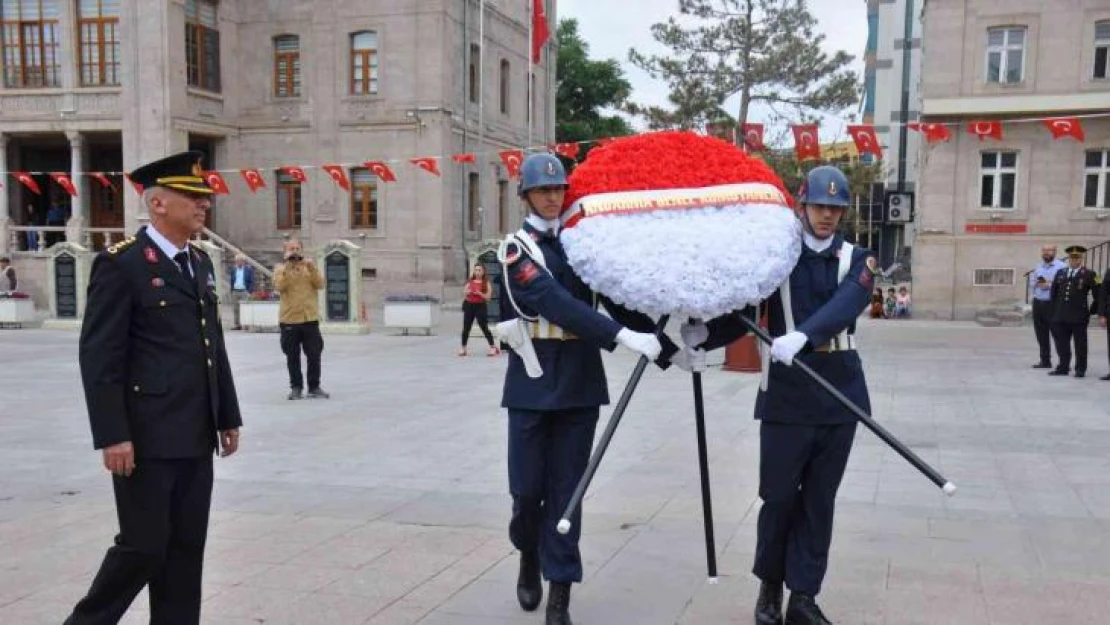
[350,31,378,95]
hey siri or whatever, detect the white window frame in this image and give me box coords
[979,150,1019,210]
[1095,21,1110,80]
[986,26,1026,84]
[973,268,1015,287]
[1084,149,1110,210]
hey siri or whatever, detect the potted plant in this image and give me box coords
[239,290,281,331]
[0,291,35,327]
[382,294,440,335]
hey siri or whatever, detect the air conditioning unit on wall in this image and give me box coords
[885,191,914,223]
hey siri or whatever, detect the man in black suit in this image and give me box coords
[1050,245,1098,378]
[65,151,243,625]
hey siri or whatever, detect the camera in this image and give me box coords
[286,253,303,262]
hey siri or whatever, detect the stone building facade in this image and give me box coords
[0,0,556,307]
[914,0,1110,319]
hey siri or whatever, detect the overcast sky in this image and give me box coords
[557,0,868,139]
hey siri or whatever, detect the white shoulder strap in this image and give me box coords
[837,241,854,284]
[496,230,552,322]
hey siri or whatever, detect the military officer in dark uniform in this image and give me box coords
[1049,245,1097,378]
[499,153,677,625]
[65,151,243,625]
[678,166,874,625]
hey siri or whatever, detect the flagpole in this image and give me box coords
[478,0,485,237]
[527,0,534,151]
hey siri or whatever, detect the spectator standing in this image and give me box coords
[459,264,499,356]
[0,256,16,291]
[1029,245,1066,368]
[274,239,329,400]
[227,254,255,329]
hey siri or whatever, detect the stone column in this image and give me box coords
[66,131,87,245]
[0,133,8,256]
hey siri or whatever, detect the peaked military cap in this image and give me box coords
[1065,245,1087,256]
[128,150,214,195]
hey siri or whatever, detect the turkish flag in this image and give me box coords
[14,172,41,195]
[553,142,580,159]
[847,125,883,158]
[91,172,113,189]
[967,120,1003,141]
[907,122,951,143]
[741,123,765,152]
[125,174,144,196]
[1043,117,1085,142]
[203,171,230,194]
[791,124,821,161]
[280,166,308,183]
[410,157,441,177]
[500,150,524,178]
[531,0,550,63]
[240,169,267,193]
[364,160,397,182]
[321,164,350,191]
[50,172,78,197]
[451,153,476,164]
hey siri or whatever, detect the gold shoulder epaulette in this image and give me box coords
[106,236,137,255]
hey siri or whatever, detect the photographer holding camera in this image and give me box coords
[274,239,329,400]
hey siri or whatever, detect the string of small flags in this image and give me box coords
[1,111,1107,198]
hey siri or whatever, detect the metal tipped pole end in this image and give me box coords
[707,576,719,585]
[942,482,957,496]
[556,519,571,535]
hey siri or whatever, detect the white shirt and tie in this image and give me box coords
[146,225,193,278]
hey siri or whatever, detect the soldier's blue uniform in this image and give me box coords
[1049,245,1098,377]
[684,166,874,625]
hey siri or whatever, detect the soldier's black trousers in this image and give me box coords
[66,456,213,625]
[507,408,598,584]
[754,421,856,597]
[1052,321,1088,374]
[280,320,324,390]
[1032,299,1054,365]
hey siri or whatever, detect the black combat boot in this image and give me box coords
[754,580,784,625]
[516,551,542,611]
[545,582,573,625]
[785,592,832,625]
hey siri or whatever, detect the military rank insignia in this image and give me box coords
[144,246,158,264]
[859,255,877,290]
[514,260,539,286]
[151,277,165,288]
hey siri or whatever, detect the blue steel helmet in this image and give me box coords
[518,153,568,197]
[798,165,851,208]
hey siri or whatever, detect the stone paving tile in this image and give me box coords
[3,318,1110,623]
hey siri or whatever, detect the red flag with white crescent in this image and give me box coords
[907,122,951,143]
[125,174,144,196]
[14,172,41,195]
[50,172,78,196]
[451,153,476,164]
[203,171,230,194]
[553,143,580,159]
[531,0,550,63]
[91,172,113,189]
[1043,117,1085,142]
[967,120,1003,141]
[847,125,883,158]
[791,124,821,160]
[500,150,524,178]
[280,166,308,182]
[741,123,765,152]
[364,160,397,182]
[410,157,441,177]
[240,169,267,193]
[321,165,350,191]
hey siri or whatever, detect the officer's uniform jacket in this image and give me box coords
[500,221,675,411]
[79,226,242,458]
[1051,265,1097,325]
[701,235,875,425]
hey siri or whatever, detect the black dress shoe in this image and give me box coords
[1076,372,1086,378]
[755,580,784,625]
[516,551,542,611]
[287,388,303,400]
[1032,362,1052,369]
[1048,369,1069,376]
[1100,374,1110,381]
[546,582,573,625]
[785,593,832,625]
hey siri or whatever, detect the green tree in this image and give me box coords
[556,18,634,144]
[628,0,859,130]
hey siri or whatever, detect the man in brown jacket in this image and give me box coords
[274,239,329,399]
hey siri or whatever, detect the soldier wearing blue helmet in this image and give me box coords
[496,152,677,625]
[677,164,877,625]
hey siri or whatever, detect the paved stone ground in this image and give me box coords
[2,315,1110,624]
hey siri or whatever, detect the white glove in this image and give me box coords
[616,328,663,361]
[770,331,808,366]
[670,347,706,373]
[680,320,709,349]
